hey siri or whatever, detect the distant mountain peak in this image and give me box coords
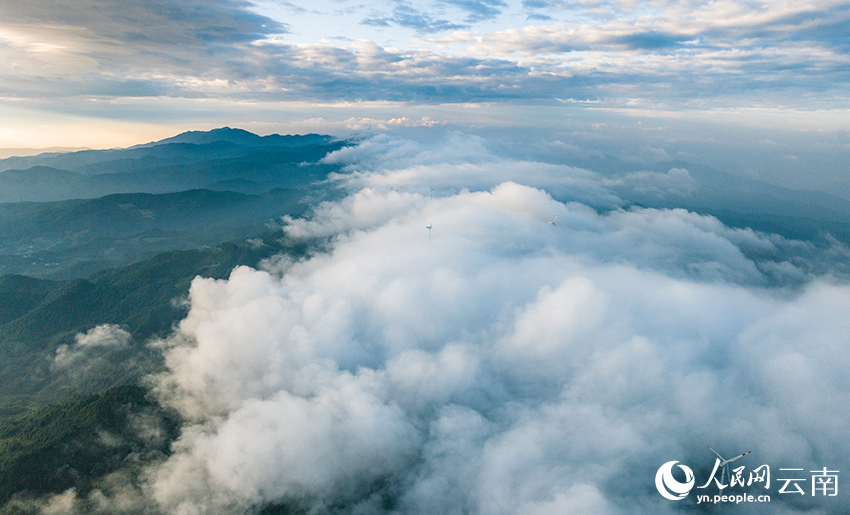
[131,127,334,149]
[135,127,262,148]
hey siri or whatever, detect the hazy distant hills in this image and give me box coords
[668,162,850,244]
[0,128,347,277]
[0,130,344,203]
[0,147,89,160]
[0,128,334,174]
[568,158,850,245]
[130,126,332,149]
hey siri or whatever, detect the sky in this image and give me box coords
[1,0,849,189]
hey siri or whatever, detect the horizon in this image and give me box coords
[2,122,849,196]
[2,0,849,192]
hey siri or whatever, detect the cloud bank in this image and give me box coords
[98,135,850,514]
[3,0,848,108]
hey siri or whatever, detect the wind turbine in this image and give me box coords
[426,187,434,240]
[548,212,559,226]
[705,443,751,486]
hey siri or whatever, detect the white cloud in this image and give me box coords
[24,134,845,514]
[74,323,132,348]
[128,136,850,514]
[53,324,131,369]
[5,0,849,116]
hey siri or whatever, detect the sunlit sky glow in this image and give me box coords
[1,0,848,189]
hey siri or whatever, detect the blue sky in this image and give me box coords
[1,0,848,188]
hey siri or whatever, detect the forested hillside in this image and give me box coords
[0,129,337,509]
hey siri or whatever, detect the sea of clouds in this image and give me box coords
[37,133,850,514]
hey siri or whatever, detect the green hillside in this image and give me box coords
[0,129,338,509]
[0,232,316,414]
[0,231,320,508]
[0,385,179,507]
[0,187,339,279]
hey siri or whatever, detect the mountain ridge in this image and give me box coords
[0,128,338,174]
[0,131,347,203]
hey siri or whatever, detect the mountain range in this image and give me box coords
[0,129,343,203]
[0,128,347,278]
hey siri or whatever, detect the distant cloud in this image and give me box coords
[610,30,690,50]
[443,0,507,22]
[0,0,286,100]
[74,324,132,348]
[275,0,308,15]
[522,0,550,9]
[361,4,466,33]
[53,324,131,369]
[1,0,847,110]
[360,16,391,27]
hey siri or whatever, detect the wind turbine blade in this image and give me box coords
[724,451,751,465]
[705,443,726,462]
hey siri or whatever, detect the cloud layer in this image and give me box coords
[106,135,850,514]
[2,0,848,108]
